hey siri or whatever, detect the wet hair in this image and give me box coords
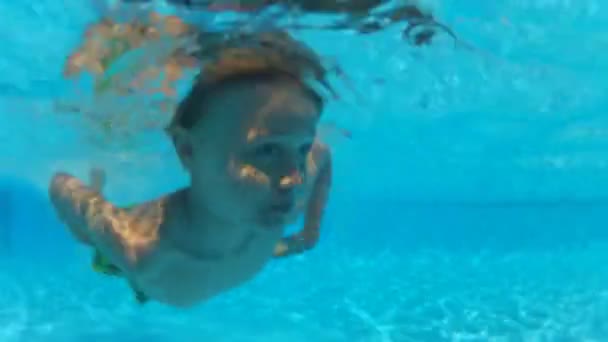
[174,72,324,130]
[166,30,335,134]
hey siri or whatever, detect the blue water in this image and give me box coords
[2,1,608,341]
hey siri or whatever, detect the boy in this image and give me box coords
[50,30,333,307]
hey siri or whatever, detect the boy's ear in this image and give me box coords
[168,126,194,170]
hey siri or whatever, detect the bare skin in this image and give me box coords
[49,77,331,307]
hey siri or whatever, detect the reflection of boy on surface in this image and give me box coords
[50,31,334,307]
[164,0,448,46]
[63,12,199,97]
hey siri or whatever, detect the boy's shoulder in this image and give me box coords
[93,196,174,277]
[117,194,180,251]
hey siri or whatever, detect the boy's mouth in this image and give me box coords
[260,200,300,228]
[269,202,294,214]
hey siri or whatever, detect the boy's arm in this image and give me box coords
[273,148,332,258]
[49,172,138,271]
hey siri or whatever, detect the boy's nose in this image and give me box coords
[279,170,303,190]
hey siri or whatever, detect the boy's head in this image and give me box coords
[167,31,334,230]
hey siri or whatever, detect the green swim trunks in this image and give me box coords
[90,201,149,305]
[91,249,149,304]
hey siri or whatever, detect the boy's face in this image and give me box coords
[181,78,321,230]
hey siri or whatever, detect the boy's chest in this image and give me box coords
[134,235,275,305]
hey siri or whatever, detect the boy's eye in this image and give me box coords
[255,143,280,157]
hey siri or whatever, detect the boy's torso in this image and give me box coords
[119,196,279,307]
[101,142,328,306]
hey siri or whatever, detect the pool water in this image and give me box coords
[1,1,608,341]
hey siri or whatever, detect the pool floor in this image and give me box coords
[1,245,607,341]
